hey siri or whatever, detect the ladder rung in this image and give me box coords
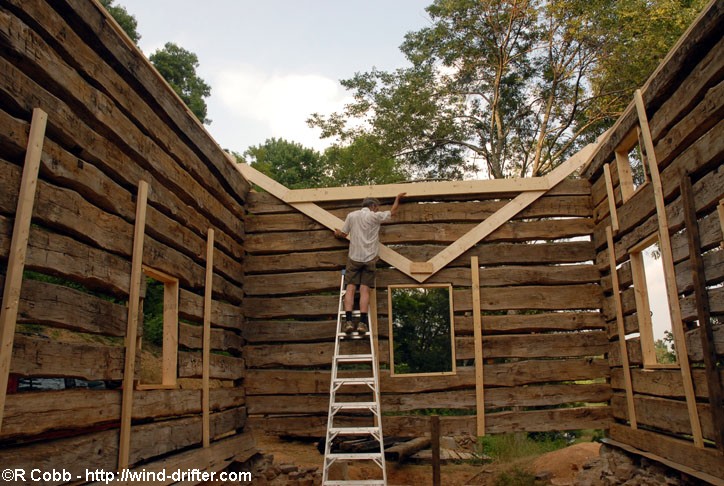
[326,452,384,461]
[336,354,373,362]
[329,426,381,435]
[323,481,385,485]
[333,377,374,386]
[332,401,378,410]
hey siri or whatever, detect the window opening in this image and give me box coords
[630,237,677,366]
[388,284,456,376]
[615,127,650,202]
[139,266,179,388]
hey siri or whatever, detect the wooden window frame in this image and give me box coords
[137,265,179,389]
[387,283,457,378]
[629,235,679,369]
[615,127,651,203]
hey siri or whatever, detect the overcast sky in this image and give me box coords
[117,0,432,155]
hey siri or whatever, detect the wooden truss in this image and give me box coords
[233,142,597,283]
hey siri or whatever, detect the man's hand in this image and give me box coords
[334,228,347,239]
[391,192,406,216]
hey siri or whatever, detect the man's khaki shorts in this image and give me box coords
[344,259,377,288]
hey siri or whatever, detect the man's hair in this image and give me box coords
[362,197,380,208]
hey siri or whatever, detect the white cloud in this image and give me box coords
[212,64,350,152]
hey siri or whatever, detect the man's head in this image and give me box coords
[362,197,380,211]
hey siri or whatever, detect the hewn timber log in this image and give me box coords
[0,10,245,237]
[244,241,595,274]
[0,407,247,483]
[244,359,609,396]
[179,322,244,352]
[249,406,611,438]
[608,424,724,480]
[610,368,721,399]
[178,351,245,380]
[1,387,244,439]
[611,394,715,441]
[247,383,610,415]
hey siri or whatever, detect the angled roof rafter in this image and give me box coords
[232,141,598,283]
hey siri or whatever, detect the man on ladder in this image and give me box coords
[334,193,406,334]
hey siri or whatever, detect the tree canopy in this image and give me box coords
[310,0,707,179]
[99,0,140,44]
[149,43,212,124]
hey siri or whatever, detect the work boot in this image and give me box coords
[357,322,368,334]
[344,321,355,334]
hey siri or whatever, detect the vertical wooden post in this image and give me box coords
[634,89,703,447]
[470,257,485,437]
[606,226,637,428]
[717,200,724,249]
[431,415,441,486]
[0,108,47,433]
[680,177,724,451]
[202,228,215,448]
[603,163,620,232]
[118,180,149,470]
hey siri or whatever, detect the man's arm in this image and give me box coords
[390,192,406,216]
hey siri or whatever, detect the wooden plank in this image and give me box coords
[608,423,724,480]
[281,177,551,203]
[119,180,148,470]
[718,199,724,249]
[2,387,244,440]
[202,229,214,448]
[611,367,722,400]
[602,438,724,486]
[611,394,715,441]
[635,88,703,448]
[0,8,245,237]
[629,248,657,365]
[681,176,724,450]
[0,407,247,480]
[471,257,485,437]
[603,163,620,232]
[249,406,611,438]
[244,359,609,395]
[0,108,46,434]
[177,351,245,381]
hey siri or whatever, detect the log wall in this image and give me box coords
[243,178,611,438]
[0,0,252,480]
[584,1,724,479]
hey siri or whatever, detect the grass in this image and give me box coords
[477,433,571,463]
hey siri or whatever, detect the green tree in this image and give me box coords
[310,0,706,179]
[149,42,212,124]
[391,287,453,374]
[99,0,140,44]
[243,138,328,189]
[322,135,408,186]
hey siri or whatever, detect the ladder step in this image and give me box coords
[336,354,373,362]
[329,426,381,435]
[323,481,386,485]
[326,452,384,461]
[332,401,378,411]
[333,377,374,386]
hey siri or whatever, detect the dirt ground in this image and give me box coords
[252,434,601,485]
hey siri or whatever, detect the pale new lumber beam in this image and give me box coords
[681,176,724,451]
[283,177,550,203]
[606,226,638,429]
[0,108,47,433]
[203,228,215,448]
[119,180,149,470]
[471,257,485,437]
[603,163,620,232]
[634,89,703,448]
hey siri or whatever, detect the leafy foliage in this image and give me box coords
[142,278,164,348]
[310,0,707,179]
[149,43,212,124]
[98,0,140,44]
[243,138,327,189]
[391,287,453,374]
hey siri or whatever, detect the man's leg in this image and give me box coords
[358,284,370,333]
[344,283,356,333]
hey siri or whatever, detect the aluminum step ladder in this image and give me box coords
[322,271,386,486]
